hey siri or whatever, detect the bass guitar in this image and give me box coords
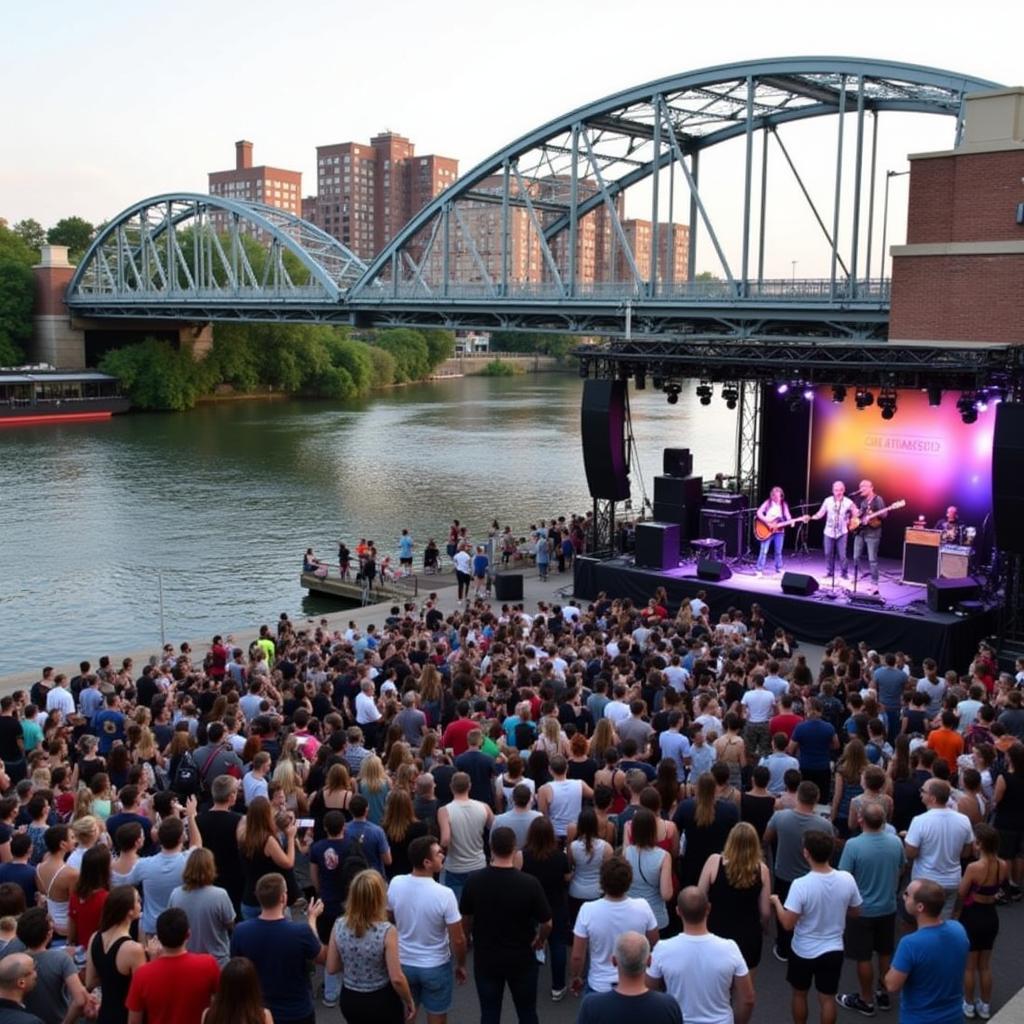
[753,515,809,542]
[847,498,906,532]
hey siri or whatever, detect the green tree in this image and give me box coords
[0,259,34,365]
[372,328,431,383]
[489,330,578,360]
[420,328,455,368]
[365,344,397,388]
[0,222,36,266]
[99,339,216,411]
[46,217,95,262]
[12,219,45,255]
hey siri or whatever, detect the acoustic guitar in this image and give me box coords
[847,499,906,532]
[753,515,809,542]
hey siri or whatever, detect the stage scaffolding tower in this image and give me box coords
[734,381,762,507]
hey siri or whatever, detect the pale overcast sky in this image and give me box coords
[2,0,1018,277]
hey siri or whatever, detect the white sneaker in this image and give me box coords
[755,570,764,578]
[963,1001,976,1019]
[976,1003,991,1020]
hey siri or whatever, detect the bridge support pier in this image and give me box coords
[31,245,87,368]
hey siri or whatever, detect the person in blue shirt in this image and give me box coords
[472,546,489,599]
[788,699,839,801]
[885,879,969,1024]
[398,529,414,569]
[92,693,126,755]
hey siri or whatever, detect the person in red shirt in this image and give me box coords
[926,711,965,773]
[207,636,228,682]
[126,907,219,1024]
[441,700,477,757]
[68,845,110,952]
[769,694,804,740]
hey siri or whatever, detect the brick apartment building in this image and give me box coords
[208,141,301,216]
[311,132,458,259]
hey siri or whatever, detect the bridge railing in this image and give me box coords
[353,277,891,304]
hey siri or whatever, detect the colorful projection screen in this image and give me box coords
[806,388,995,556]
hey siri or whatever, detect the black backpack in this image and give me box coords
[337,834,370,907]
[171,749,200,797]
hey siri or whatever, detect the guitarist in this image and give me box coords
[755,486,795,576]
[851,479,887,595]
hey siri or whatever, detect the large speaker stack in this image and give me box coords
[653,473,703,543]
[581,380,630,501]
[993,403,1024,555]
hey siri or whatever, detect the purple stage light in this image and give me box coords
[803,389,814,401]
[777,384,789,394]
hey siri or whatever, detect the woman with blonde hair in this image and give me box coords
[272,756,309,816]
[326,869,414,1024]
[533,716,569,759]
[385,742,413,777]
[74,788,96,823]
[589,718,618,761]
[417,665,443,727]
[697,821,771,972]
[358,754,391,826]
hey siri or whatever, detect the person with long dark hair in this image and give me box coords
[672,773,739,888]
[68,844,111,951]
[236,795,296,920]
[202,957,272,1024]
[521,816,571,1000]
[85,885,146,1024]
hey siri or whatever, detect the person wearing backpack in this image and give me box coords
[340,795,391,876]
[193,723,244,794]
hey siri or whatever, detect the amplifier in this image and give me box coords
[699,509,745,557]
[927,576,979,612]
[903,528,940,585]
[703,490,749,512]
[635,522,681,570]
[653,475,703,508]
[939,546,971,579]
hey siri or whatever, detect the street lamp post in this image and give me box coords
[791,260,797,288]
[879,169,910,282]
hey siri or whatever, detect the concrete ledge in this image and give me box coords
[991,986,1024,1024]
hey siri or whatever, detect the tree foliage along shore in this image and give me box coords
[99,325,456,411]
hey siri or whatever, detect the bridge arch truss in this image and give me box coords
[67,193,368,322]
[348,57,998,339]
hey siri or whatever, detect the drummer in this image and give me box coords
[935,505,963,544]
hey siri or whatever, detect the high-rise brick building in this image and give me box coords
[313,132,458,259]
[208,141,301,215]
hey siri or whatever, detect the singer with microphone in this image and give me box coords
[809,480,855,580]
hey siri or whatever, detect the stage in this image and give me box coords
[573,551,998,668]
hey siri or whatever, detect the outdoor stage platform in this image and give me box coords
[573,552,998,668]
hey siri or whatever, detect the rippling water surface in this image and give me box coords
[0,374,736,672]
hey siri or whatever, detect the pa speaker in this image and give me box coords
[635,522,681,570]
[781,571,819,596]
[696,558,732,581]
[927,576,979,613]
[581,380,630,501]
[993,404,1024,555]
[663,448,693,478]
[653,475,703,507]
[493,573,524,601]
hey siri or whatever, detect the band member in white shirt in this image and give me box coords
[756,486,793,576]
[811,481,855,580]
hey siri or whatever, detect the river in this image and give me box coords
[0,373,736,673]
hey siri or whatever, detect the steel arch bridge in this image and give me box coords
[67,193,368,321]
[68,57,1001,344]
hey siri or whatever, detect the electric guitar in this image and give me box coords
[847,499,906,532]
[753,515,810,542]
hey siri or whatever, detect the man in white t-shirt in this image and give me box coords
[904,779,974,918]
[571,856,659,995]
[647,887,754,1024]
[603,685,632,727]
[664,657,690,693]
[452,546,472,602]
[658,711,692,783]
[771,830,861,1024]
[45,675,75,719]
[387,836,467,1024]
[354,678,382,749]
[741,675,776,761]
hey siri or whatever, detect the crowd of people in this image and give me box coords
[0,581,1022,1024]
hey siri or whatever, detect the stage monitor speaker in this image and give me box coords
[697,558,732,581]
[635,522,681,570]
[780,571,819,596]
[699,509,745,558]
[493,573,524,601]
[663,448,693,478]
[581,379,630,501]
[927,576,979,613]
[653,475,703,508]
[993,404,1024,554]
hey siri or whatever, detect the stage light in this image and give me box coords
[926,386,942,407]
[721,384,739,410]
[634,368,646,390]
[957,392,978,424]
[855,388,874,410]
[666,390,679,405]
[977,398,989,412]
[803,388,815,402]
[831,385,847,403]
[696,382,713,406]
[878,389,897,420]
[776,383,789,395]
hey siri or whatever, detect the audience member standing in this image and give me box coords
[577,932,681,1024]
